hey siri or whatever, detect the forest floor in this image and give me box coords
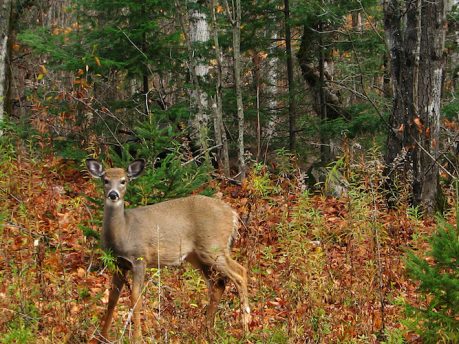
[0,144,455,343]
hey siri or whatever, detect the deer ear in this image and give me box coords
[127,159,146,180]
[86,159,105,178]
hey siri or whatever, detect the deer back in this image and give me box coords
[104,195,238,268]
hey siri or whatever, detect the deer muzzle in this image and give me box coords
[108,190,120,201]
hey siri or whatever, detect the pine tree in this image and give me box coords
[405,194,459,343]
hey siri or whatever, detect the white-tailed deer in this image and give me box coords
[86,159,250,342]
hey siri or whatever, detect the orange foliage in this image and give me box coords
[0,151,443,342]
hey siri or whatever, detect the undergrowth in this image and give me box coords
[0,134,453,343]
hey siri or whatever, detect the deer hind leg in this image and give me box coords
[100,268,127,342]
[214,254,251,332]
[187,253,226,334]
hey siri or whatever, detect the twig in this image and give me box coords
[357,0,384,41]
[118,27,149,61]
[5,221,49,240]
[157,225,162,340]
[0,187,22,203]
[210,172,242,185]
[369,179,386,332]
[119,277,152,342]
[181,143,222,166]
[1,307,40,322]
[67,94,124,148]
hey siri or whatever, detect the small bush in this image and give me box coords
[405,202,459,343]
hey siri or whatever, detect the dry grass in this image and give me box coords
[0,147,439,343]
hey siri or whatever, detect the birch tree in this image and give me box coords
[0,0,12,128]
[264,15,280,153]
[188,0,211,156]
[175,0,211,158]
[284,0,296,152]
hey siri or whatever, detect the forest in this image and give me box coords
[0,0,458,343]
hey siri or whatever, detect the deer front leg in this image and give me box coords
[131,261,146,343]
[100,269,127,342]
[202,268,226,333]
[205,276,226,338]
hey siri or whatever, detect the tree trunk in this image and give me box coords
[318,21,331,163]
[263,11,280,157]
[384,0,420,165]
[189,0,210,158]
[415,0,446,212]
[141,3,149,115]
[176,0,210,159]
[234,0,245,179]
[384,0,446,213]
[297,24,351,122]
[382,53,391,98]
[448,6,459,95]
[351,11,363,104]
[284,0,296,152]
[210,0,230,176]
[224,0,245,179]
[0,0,13,129]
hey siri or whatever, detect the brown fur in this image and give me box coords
[86,160,250,343]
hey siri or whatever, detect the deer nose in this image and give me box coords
[108,191,119,201]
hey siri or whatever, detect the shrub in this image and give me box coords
[405,196,459,343]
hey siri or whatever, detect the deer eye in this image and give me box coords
[104,179,109,185]
[121,180,126,185]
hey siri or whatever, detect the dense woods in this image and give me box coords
[0,0,458,343]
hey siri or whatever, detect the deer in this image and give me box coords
[86,159,250,343]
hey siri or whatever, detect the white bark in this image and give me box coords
[188,0,210,155]
[0,0,12,128]
[189,6,209,78]
[264,29,279,142]
[233,0,245,179]
[0,34,7,124]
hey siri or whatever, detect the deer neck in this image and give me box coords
[102,200,128,252]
